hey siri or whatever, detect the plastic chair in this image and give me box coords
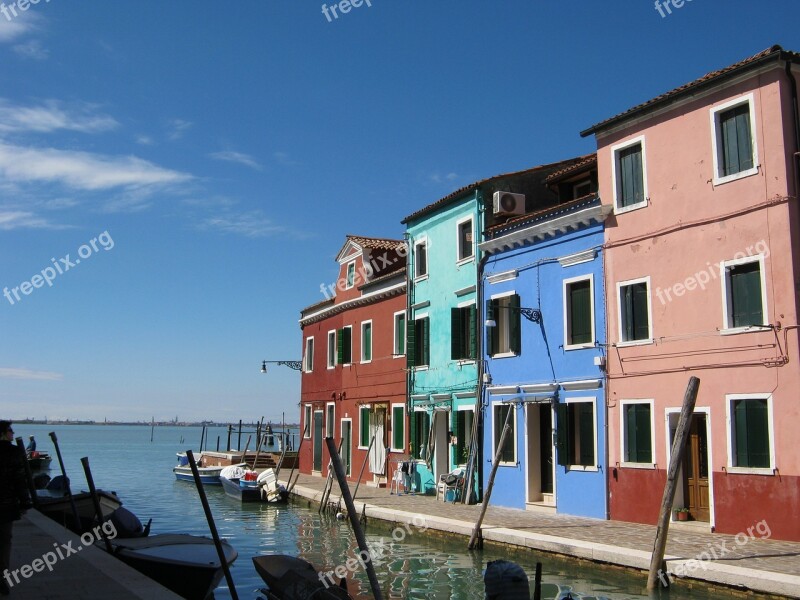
[436,467,465,502]
[389,464,406,494]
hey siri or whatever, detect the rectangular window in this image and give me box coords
[454,409,474,466]
[729,397,772,469]
[487,294,521,356]
[411,410,430,460]
[303,405,312,438]
[393,311,406,356]
[493,403,516,464]
[361,321,372,363]
[407,316,429,368]
[359,406,370,448]
[337,326,352,365]
[326,403,335,439]
[573,180,592,199]
[614,139,646,210]
[712,95,758,184]
[618,278,651,343]
[565,276,593,348]
[327,331,336,369]
[622,402,653,464]
[391,404,405,452]
[451,304,477,360]
[556,401,596,468]
[414,240,428,279]
[304,337,314,372]
[722,257,765,330]
[345,261,356,289]
[457,218,474,261]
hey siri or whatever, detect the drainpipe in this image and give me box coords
[404,231,414,457]
[475,189,491,501]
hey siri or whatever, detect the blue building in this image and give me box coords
[479,156,611,518]
[401,159,585,500]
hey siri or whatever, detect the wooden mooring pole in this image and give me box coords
[646,376,700,590]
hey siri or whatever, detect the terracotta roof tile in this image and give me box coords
[345,235,405,252]
[487,195,601,235]
[581,45,800,137]
[543,154,597,183]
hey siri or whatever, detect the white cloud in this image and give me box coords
[199,211,287,238]
[0,141,192,191]
[429,172,459,184]
[12,38,48,60]
[273,151,298,167]
[0,99,118,134]
[135,134,154,145]
[0,12,38,43]
[0,368,62,381]
[209,150,262,171]
[0,210,62,230]
[167,119,192,141]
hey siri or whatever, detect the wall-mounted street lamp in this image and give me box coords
[485,305,542,327]
[260,360,303,373]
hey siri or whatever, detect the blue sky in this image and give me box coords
[0,1,797,423]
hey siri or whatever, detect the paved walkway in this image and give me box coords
[282,472,800,598]
[5,510,182,599]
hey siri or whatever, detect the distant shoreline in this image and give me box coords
[11,420,300,428]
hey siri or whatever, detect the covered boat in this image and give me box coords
[253,554,353,600]
[101,534,238,600]
[36,476,123,534]
[173,452,228,485]
[220,465,288,503]
[27,450,52,471]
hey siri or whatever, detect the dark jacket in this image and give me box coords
[0,440,32,522]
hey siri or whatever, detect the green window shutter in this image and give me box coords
[735,399,769,468]
[494,405,514,463]
[555,403,569,466]
[625,405,637,462]
[360,407,370,447]
[409,409,417,457]
[396,314,405,355]
[730,263,763,327]
[486,300,497,356]
[578,403,595,466]
[721,105,753,176]
[569,280,592,345]
[363,324,372,361]
[340,327,351,364]
[337,329,344,364]
[468,304,477,360]
[618,144,644,207]
[422,317,430,366]
[392,406,404,450]
[626,404,652,463]
[509,294,522,354]
[451,307,463,360]
[407,318,416,368]
[622,283,649,341]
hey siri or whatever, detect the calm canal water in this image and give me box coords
[20,424,731,600]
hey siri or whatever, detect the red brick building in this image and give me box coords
[298,236,408,485]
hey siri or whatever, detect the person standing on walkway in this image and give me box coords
[24,437,35,454]
[0,421,32,596]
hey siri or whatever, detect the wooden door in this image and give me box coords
[313,411,324,472]
[684,415,710,522]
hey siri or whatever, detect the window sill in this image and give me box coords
[456,359,476,366]
[567,465,599,472]
[726,466,774,476]
[497,461,518,467]
[390,447,404,453]
[564,342,595,351]
[357,446,370,451]
[619,462,656,470]
[719,325,771,336]
[413,366,429,371]
[456,257,475,267]
[613,200,648,216]
[327,366,335,370]
[489,352,518,359]
[392,353,406,359]
[615,339,654,348]
[712,167,759,187]
[414,275,429,283]
[360,359,372,365]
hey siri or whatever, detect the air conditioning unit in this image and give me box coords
[492,191,525,216]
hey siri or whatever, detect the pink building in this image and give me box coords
[582,46,800,541]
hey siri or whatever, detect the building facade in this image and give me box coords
[298,236,408,485]
[582,46,800,540]
[479,158,611,518]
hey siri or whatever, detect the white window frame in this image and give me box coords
[303,405,312,439]
[611,135,648,215]
[325,402,335,439]
[573,179,592,199]
[358,406,371,450]
[710,93,759,186]
[456,216,475,264]
[491,401,517,466]
[725,393,775,475]
[563,274,595,350]
[345,261,356,289]
[360,320,373,364]
[616,276,653,347]
[390,402,406,452]
[341,325,353,366]
[719,254,768,335]
[454,405,474,466]
[327,330,336,369]
[489,290,517,358]
[619,399,656,469]
[414,237,428,281]
[303,336,314,372]
[393,310,406,357]
[564,397,598,471]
